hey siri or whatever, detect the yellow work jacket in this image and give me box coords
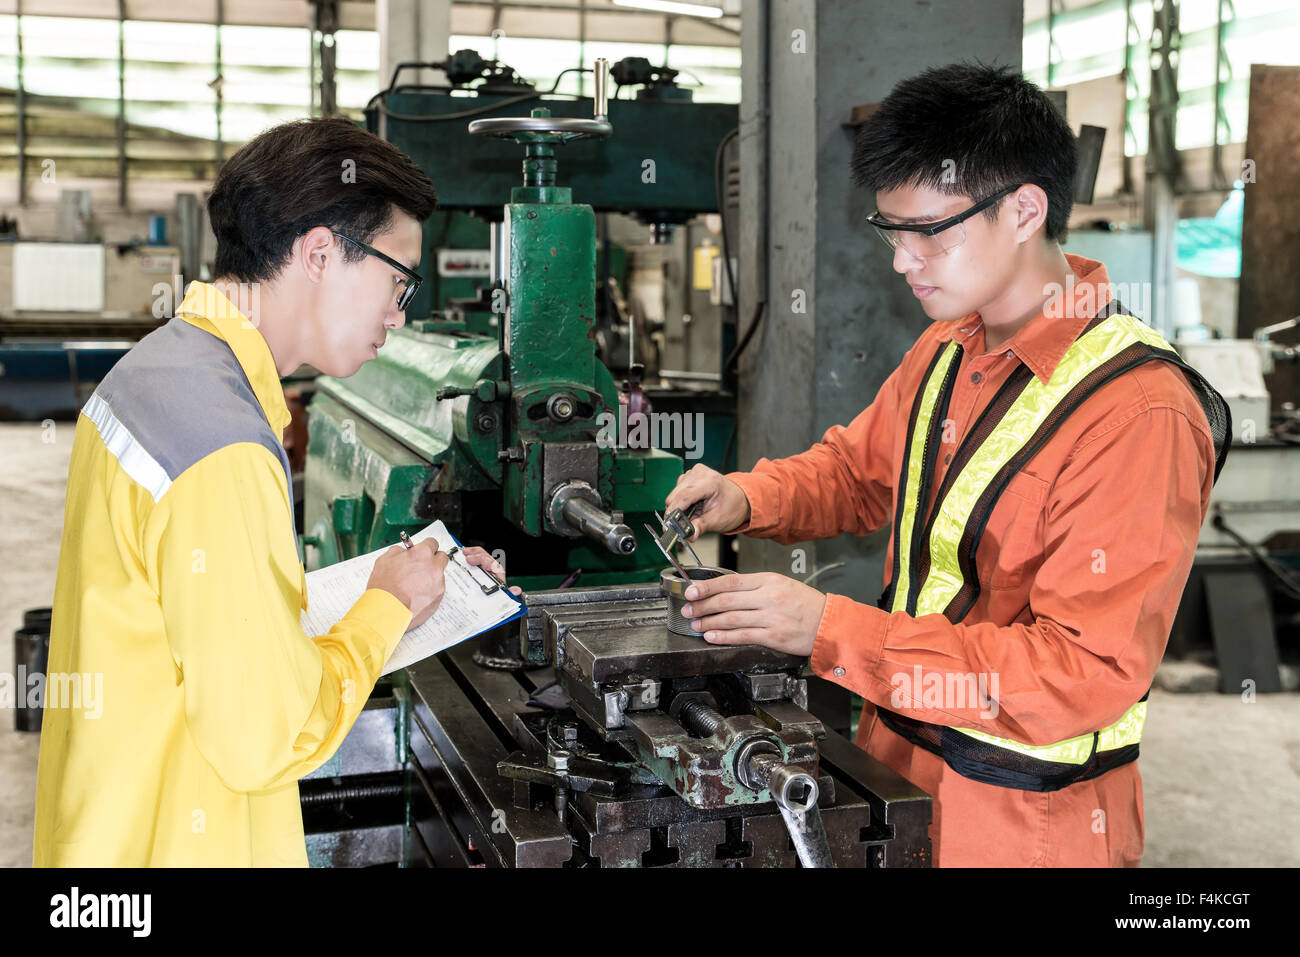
[33,282,412,867]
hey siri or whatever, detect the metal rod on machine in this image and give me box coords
[593,57,608,121]
[562,495,637,554]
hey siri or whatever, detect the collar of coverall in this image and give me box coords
[174,280,292,438]
[935,253,1113,385]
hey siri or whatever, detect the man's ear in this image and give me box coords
[295,226,337,285]
[1009,184,1050,244]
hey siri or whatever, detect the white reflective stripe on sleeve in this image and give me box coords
[82,392,173,502]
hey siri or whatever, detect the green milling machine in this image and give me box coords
[303,55,738,600]
[297,56,932,869]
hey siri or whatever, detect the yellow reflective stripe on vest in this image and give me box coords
[914,313,1173,617]
[1097,698,1147,752]
[891,341,961,616]
[953,698,1148,764]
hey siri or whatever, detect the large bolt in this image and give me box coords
[546,393,576,423]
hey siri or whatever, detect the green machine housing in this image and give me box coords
[304,85,735,645]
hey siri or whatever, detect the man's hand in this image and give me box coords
[368,541,449,630]
[459,545,524,598]
[680,572,827,657]
[664,464,751,541]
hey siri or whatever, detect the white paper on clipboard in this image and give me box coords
[300,520,527,676]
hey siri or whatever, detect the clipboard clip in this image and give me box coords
[445,545,504,595]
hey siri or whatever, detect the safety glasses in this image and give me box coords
[331,230,423,311]
[867,183,1022,261]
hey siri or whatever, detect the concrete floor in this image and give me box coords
[2,420,1298,868]
[1,422,71,868]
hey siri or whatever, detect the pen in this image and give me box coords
[399,531,413,550]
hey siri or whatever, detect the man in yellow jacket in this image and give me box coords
[32,118,499,866]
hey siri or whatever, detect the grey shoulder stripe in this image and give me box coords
[82,392,173,503]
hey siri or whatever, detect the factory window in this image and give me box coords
[0,16,13,91]
[203,24,313,143]
[0,12,736,193]
[335,29,381,111]
[1023,0,1300,155]
[34,3,1300,189]
[665,43,741,102]
[122,20,221,142]
[0,13,387,189]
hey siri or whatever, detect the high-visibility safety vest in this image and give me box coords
[875,301,1230,791]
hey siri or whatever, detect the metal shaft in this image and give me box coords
[299,782,405,805]
[677,700,726,737]
[593,58,609,120]
[561,495,636,555]
[523,140,557,188]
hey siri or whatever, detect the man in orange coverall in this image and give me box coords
[664,64,1228,867]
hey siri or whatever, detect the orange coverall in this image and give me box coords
[727,254,1216,866]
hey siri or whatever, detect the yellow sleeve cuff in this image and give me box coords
[348,588,413,654]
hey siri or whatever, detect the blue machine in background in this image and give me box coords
[0,339,136,421]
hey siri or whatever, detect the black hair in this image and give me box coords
[851,63,1077,241]
[209,117,437,283]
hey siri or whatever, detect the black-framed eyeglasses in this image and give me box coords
[331,230,423,311]
[867,183,1022,260]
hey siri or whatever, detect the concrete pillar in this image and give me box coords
[736,0,1023,602]
[377,0,452,90]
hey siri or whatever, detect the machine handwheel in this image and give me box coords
[467,116,612,142]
